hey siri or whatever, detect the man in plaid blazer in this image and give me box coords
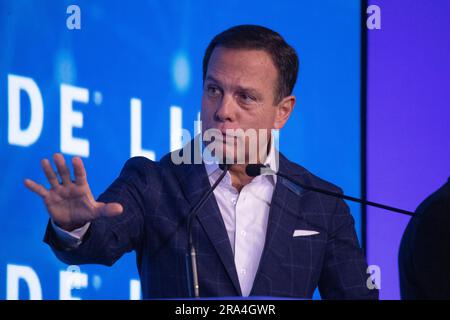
[43,146,377,299]
[26,25,378,299]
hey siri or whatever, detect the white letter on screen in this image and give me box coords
[6,264,42,300]
[130,98,155,160]
[60,84,90,157]
[130,279,141,300]
[59,268,88,300]
[8,74,44,147]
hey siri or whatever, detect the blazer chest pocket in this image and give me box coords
[290,229,327,248]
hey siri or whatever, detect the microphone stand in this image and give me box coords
[246,164,414,216]
[186,164,229,298]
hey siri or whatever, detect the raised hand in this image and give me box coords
[24,153,123,231]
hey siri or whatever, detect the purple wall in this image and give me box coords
[367,0,450,299]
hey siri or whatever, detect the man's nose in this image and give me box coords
[214,94,236,122]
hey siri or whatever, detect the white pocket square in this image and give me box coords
[293,230,320,237]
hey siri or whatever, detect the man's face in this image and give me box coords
[201,47,289,164]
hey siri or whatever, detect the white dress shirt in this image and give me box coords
[203,140,277,296]
[53,139,278,297]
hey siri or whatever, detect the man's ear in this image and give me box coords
[274,95,296,129]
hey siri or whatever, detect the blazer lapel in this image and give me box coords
[250,153,311,295]
[170,139,242,295]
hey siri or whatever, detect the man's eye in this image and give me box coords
[238,93,256,103]
[207,86,221,97]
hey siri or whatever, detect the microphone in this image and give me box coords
[245,164,414,216]
[186,163,229,298]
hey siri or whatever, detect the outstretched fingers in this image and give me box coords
[72,157,88,186]
[97,202,124,218]
[24,179,48,198]
[53,153,72,186]
[41,158,60,189]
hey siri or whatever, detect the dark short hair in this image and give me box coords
[202,24,299,103]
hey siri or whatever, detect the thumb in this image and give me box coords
[96,202,124,218]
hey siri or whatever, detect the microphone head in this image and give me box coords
[245,164,267,177]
